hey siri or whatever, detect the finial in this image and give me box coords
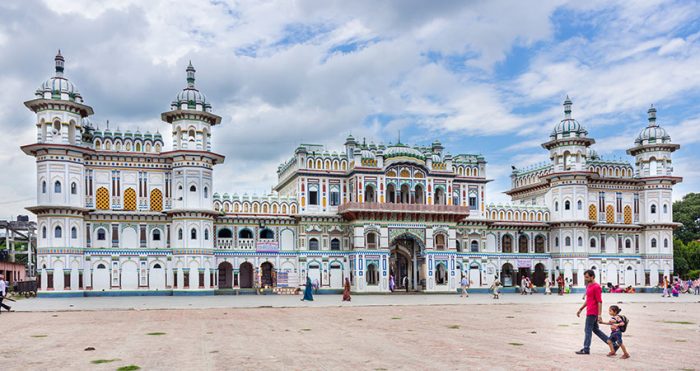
[398,130,401,144]
[186,61,196,88]
[106,120,110,129]
[563,95,572,119]
[55,49,65,77]
[647,104,657,126]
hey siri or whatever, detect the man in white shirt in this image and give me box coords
[0,274,11,313]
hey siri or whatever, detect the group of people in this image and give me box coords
[299,276,353,302]
[660,276,700,297]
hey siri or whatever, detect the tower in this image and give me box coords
[543,96,594,173]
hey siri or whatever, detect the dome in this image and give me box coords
[383,143,426,160]
[35,51,84,103]
[550,96,587,140]
[635,105,671,145]
[431,154,442,162]
[171,61,212,112]
[361,149,375,159]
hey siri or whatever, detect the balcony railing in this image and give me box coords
[338,202,470,215]
[216,238,255,250]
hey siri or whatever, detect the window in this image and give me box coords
[308,185,319,206]
[590,238,597,248]
[54,180,62,193]
[204,228,209,240]
[502,235,512,253]
[625,239,631,249]
[54,226,62,238]
[204,187,208,198]
[663,204,668,214]
[190,228,197,239]
[218,228,232,238]
[577,236,583,247]
[650,204,657,214]
[259,228,274,239]
[366,264,378,285]
[651,238,657,248]
[577,200,582,210]
[435,234,446,250]
[452,191,460,206]
[97,228,106,241]
[178,228,183,240]
[330,187,340,206]
[239,229,253,239]
[664,238,669,248]
[555,237,559,247]
[565,236,571,246]
[364,184,375,203]
[71,227,77,239]
[564,200,570,210]
[190,185,196,192]
[71,182,77,195]
[42,226,47,239]
[470,240,479,252]
[309,238,319,250]
[366,232,377,249]
[555,202,559,211]
[42,181,46,193]
[469,194,477,209]
[330,238,340,251]
[153,229,161,241]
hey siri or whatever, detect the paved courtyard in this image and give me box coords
[1,294,699,370]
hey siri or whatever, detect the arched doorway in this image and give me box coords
[390,233,424,291]
[218,262,233,289]
[261,262,275,287]
[149,263,166,290]
[532,263,546,287]
[239,262,254,289]
[435,263,447,285]
[93,262,110,291]
[469,263,481,287]
[501,263,514,287]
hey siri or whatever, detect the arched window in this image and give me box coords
[663,204,668,214]
[190,228,197,240]
[54,180,62,193]
[435,234,446,250]
[386,183,396,203]
[577,200,582,210]
[364,184,375,203]
[555,202,559,212]
[502,235,513,253]
[434,187,445,205]
[309,238,319,250]
[204,187,208,198]
[664,238,669,248]
[366,232,377,249]
[518,235,528,253]
[535,235,545,253]
[650,204,656,214]
[651,238,657,248]
[366,263,378,285]
[238,228,253,239]
[564,200,571,210]
[54,225,62,238]
[190,185,197,192]
[330,238,340,251]
[565,236,571,246]
[97,228,106,241]
[153,229,161,241]
[178,228,183,240]
[625,239,631,249]
[71,226,77,239]
[42,181,47,194]
[590,238,597,248]
[470,240,479,252]
[204,228,209,240]
[578,236,583,247]
[42,226,47,239]
[71,182,77,195]
[259,228,274,239]
[217,228,233,238]
[555,237,559,247]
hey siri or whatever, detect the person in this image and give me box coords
[661,276,670,297]
[342,278,351,302]
[599,305,630,359]
[557,274,565,296]
[389,274,395,292]
[460,275,469,298]
[624,286,635,293]
[527,277,536,294]
[0,274,11,313]
[403,276,409,292]
[576,269,608,355]
[490,279,502,299]
[301,276,314,302]
[520,276,528,295]
[672,281,680,297]
[694,278,700,295]
[544,275,552,295]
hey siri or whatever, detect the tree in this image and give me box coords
[673,193,700,243]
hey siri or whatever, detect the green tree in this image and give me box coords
[673,193,700,243]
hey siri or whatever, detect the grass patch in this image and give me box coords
[661,321,695,325]
[117,366,141,371]
[31,335,48,338]
[447,325,460,329]
[558,324,569,327]
[506,316,515,319]
[300,328,312,331]
[509,342,524,346]
[91,359,120,364]
[391,317,401,320]
[146,332,166,336]
[675,339,687,342]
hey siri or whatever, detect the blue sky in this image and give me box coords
[0,0,699,218]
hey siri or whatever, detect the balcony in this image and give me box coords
[338,202,470,221]
[216,238,255,250]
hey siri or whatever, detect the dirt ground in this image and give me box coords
[1,301,698,370]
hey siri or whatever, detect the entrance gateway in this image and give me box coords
[389,233,425,291]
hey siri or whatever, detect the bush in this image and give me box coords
[687,269,700,280]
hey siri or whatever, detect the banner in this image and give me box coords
[516,259,532,269]
[256,241,279,252]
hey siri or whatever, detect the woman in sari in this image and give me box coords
[301,276,314,301]
[342,278,351,302]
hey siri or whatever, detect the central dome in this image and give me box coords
[383,143,425,160]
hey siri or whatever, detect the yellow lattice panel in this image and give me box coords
[624,205,632,224]
[96,187,110,210]
[123,188,136,211]
[605,205,615,224]
[588,204,597,221]
[150,188,163,212]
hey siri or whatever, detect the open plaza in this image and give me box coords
[2,293,699,370]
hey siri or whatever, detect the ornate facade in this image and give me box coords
[24,53,680,296]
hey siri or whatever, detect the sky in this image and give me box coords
[1,0,699,219]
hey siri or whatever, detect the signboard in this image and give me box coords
[277,271,289,287]
[256,241,279,252]
[516,259,532,269]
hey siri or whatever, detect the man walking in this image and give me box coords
[460,275,469,298]
[576,269,607,354]
[0,274,11,314]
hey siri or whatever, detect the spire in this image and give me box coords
[563,95,572,119]
[55,49,65,77]
[186,60,196,88]
[398,130,401,145]
[647,104,657,127]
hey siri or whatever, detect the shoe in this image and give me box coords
[621,354,630,359]
[575,349,590,355]
[607,352,616,357]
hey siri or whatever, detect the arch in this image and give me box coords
[435,262,448,285]
[590,237,597,249]
[218,261,233,288]
[123,188,136,211]
[565,236,571,246]
[190,228,197,240]
[239,262,254,288]
[589,204,597,221]
[502,234,513,253]
[606,205,614,223]
[280,229,295,250]
[121,261,138,290]
[309,237,320,250]
[70,226,77,240]
[330,238,341,251]
[501,262,514,287]
[71,182,78,195]
[54,180,62,193]
[152,228,162,241]
[533,263,546,287]
[366,263,379,285]
[92,261,110,291]
[651,238,657,248]
[366,232,378,249]
[54,225,62,238]
[470,240,479,252]
[238,228,253,239]
[364,183,376,203]
[414,183,425,204]
[386,183,396,203]
[217,228,233,238]
[434,187,445,205]
[518,235,528,253]
[261,261,275,287]
[259,228,274,239]
[177,228,183,240]
[149,261,166,290]
[434,233,446,250]
[42,180,47,194]
[564,200,571,210]
[96,187,110,210]
[534,235,545,253]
